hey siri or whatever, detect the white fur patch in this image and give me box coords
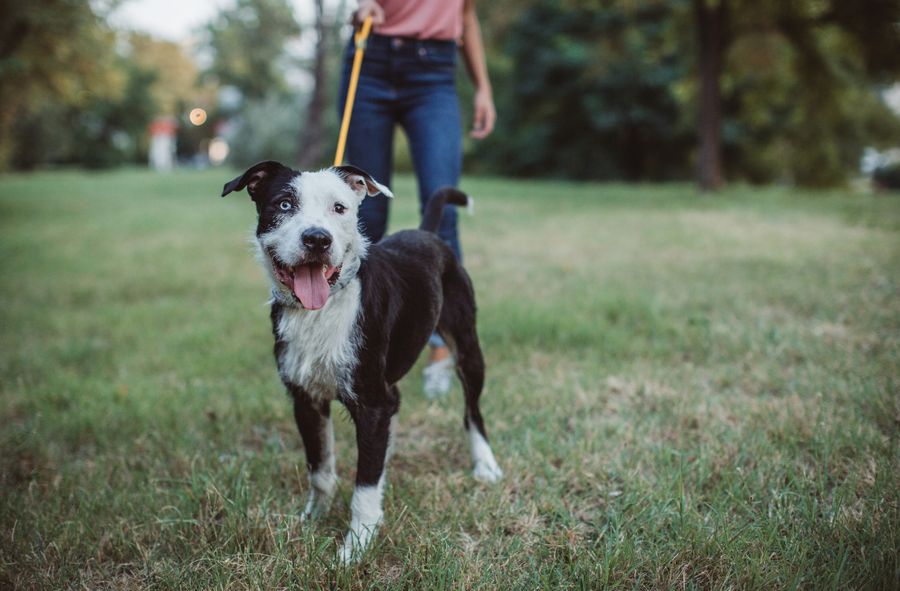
[339,168,394,200]
[469,428,503,483]
[302,416,337,520]
[338,476,386,565]
[276,278,362,401]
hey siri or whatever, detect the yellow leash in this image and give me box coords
[334,16,373,166]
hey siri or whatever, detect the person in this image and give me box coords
[339,0,496,398]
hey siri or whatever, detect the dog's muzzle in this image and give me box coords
[269,241,342,310]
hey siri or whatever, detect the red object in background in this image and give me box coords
[149,118,177,136]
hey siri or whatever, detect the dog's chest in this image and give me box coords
[275,280,361,401]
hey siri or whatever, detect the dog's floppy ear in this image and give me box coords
[221,161,290,201]
[331,165,394,199]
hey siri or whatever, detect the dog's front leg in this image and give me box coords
[338,402,396,565]
[290,388,337,520]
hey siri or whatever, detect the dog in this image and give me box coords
[221,161,503,564]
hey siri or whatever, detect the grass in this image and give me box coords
[0,168,898,589]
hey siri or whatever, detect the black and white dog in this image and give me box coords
[221,161,502,563]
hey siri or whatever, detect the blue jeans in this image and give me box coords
[338,33,463,260]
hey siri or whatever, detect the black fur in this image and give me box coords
[221,160,296,217]
[419,187,469,233]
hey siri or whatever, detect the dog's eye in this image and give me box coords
[333,203,346,215]
[279,200,292,211]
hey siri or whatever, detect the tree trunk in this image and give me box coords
[694,0,727,191]
[297,0,329,168]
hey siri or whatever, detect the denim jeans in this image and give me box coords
[338,33,463,260]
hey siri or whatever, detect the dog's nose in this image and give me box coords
[301,227,332,253]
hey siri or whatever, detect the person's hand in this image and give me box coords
[353,0,385,26]
[470,87,496,139]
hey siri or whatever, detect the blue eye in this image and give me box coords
[279,200,292,211]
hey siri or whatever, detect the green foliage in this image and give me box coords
[0,5,215,170]
[10,59,159,169]
[73,62,160,169]
[226,94,304,166]
[126,32,209,117]
[204,0,302,101]
[202,0,306,166]
[1,170,898,587]
[476,0,900,187]
[478,0,692,181]
[821,0,900,80]
[30,64,157,169]
[0,0,123,169]
[719,0,900,186]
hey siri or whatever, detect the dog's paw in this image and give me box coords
[336,542,359,567]
[335,523,379,566]
[302,470,338,521]
[473,459,504,483]
[468,429,503,483]
[301,490,335,522]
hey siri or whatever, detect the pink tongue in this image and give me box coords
[292,264,330,310]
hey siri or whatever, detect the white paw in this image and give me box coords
[473,460,504,483]
[469,429,503,483]
[335,540,364,566]
[335,521,380,566]
[336,541,359,566]
[300,489,334,522]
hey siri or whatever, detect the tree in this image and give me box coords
[297,0,347,168]
[126,33,207,116]
[11,56,159,170]
[68,61,159,168]
[477,0,691,181]
[205,0,302,101]
[0,0,123,169]
[476,0,900,188]
[693,0,726,190]
[691,0,900,189]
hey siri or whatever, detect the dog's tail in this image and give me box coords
[419,187,472,233]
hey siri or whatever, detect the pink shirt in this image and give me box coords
[374,0,464,41]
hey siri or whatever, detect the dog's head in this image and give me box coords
[222,161,392,310]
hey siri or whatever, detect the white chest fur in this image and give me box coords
[276,278,362,401]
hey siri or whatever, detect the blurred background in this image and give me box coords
[1,0,899,191]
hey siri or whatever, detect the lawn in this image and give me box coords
[0,168,897,589]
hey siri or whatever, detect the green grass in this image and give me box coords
[1,168,898,589]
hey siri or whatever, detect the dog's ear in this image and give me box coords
[221,161,290,201]
[331,165,394,200]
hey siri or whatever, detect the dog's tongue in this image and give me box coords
[292,264,330,310]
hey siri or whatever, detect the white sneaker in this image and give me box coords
[422,357,454,399]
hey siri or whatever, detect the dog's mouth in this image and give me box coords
[271,258,341,310]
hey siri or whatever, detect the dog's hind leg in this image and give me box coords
[290,388,337,520]
[338,398,398,564]
[455,335,503,483]
[439,273,503,483]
